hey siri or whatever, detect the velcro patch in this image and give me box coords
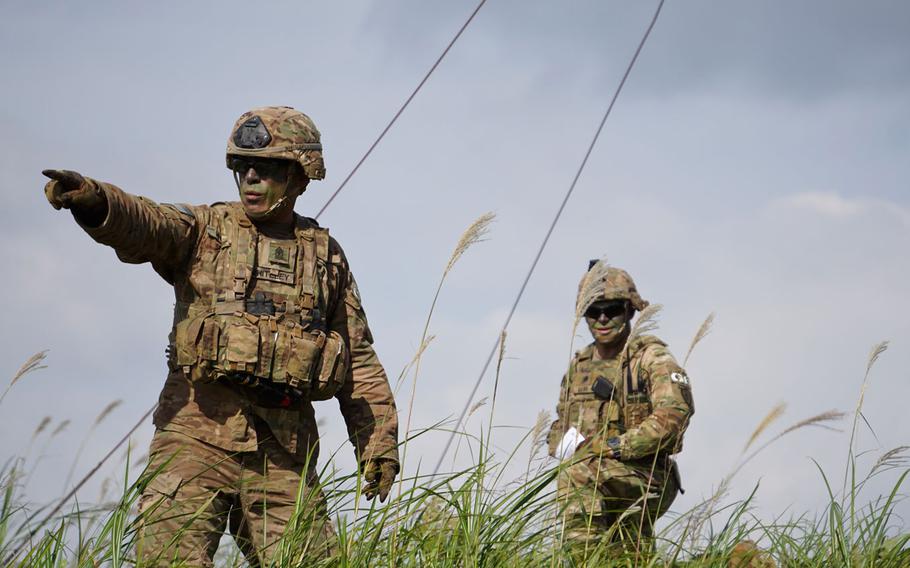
[670,372,690,386]
[255,266,295,285]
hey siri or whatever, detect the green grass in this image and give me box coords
[0,407,908,567]
[2,225,907,566]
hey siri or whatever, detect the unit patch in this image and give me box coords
[670,372,690,386]
[268,242,293,267]
[256,239,297,285]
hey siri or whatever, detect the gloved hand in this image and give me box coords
[41,170,106,211]
[361,458,398,502]
[579,435,622,460]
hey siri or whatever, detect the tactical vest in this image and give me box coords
[170,204,347,401]
[566,336,672,448]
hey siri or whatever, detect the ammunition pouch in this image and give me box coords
[568,390,623,440]
[173,305,348,401]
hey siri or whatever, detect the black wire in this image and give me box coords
[6,7,489,557]
[432,0,668,476]
[315,0,488,220]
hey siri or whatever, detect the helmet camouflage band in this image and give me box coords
[226,106,326,180]
[577,260,649,315]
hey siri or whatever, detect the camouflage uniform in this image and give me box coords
[48,108,398,567]
[547,264,694,549]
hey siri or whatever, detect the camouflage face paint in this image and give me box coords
[232,157,293,220]
[585,300,630,346]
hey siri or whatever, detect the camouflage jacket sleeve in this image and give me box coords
[546,358,576,458]
[619,342,694,460]
[74,179,199,283]
[327,240,399,466]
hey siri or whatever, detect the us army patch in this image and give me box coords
[268,242,293,267]
[670,372,690,386]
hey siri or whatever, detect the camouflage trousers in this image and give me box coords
[135,426,335,567]
[556,453,679,550]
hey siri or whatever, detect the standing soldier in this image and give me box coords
[42,106,399,566]
[547,261,693,553]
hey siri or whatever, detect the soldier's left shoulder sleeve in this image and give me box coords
[327,236,374,346]
[640,341,694,418]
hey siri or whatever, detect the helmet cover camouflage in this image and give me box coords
[577,260,649,314]
[226,106,326,180]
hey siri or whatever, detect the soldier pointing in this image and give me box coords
[44,106,399,566]
[547,261,694,554]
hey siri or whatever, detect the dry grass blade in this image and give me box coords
[683,312,715,367]
[574,257,608,321]
[32,416,52,439]
[444,212,495,276]
[629,303,663,340]
[415,334,436,361]
[468,397,488,418]
[843,340,890,495]
[530,410,550,455]
[865,340,889,377]
[743,403,786,453]
[93,399,123,426]
[871,446,910,477]
[10,350,48,386]
[776,410,846,439]
[52,419,71,437]
[855,340,889,418]
[0,350,49,405]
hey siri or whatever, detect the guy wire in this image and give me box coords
[432,0,668,476]
[9,5,489,557]
[315,0,488,219]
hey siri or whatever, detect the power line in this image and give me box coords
[432,0,668,475]
[7,6,489,557]
[315,0,488,219]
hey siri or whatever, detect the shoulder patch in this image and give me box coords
[670,371,690,386]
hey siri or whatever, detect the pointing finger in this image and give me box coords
[42,169,84,189]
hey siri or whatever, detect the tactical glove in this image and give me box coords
[42,169,103,210]
[579,436,622,460]
[361,458,398,502]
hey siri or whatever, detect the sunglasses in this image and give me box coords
[584,302,627,320]
[229,157,288,178]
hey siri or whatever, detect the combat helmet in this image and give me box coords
[226,106,326,180]
[577,260,649,315]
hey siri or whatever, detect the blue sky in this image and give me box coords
[1,0,908,538]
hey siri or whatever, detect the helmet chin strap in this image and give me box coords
[234,174,301,222]
[259,190,293,219]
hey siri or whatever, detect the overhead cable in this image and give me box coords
[432,0,668,475]
[315,0,488,219]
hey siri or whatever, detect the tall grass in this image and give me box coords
[2,246,907,565]
[1,336,907,567]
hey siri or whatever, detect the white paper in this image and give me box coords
[555,427,585,461]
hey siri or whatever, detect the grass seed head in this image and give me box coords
[444,212,495,276]
[52,419,71,437]
[744,403,787,453]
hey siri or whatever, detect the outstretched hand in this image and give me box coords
[362,458,398,503]
[42,169,100,210]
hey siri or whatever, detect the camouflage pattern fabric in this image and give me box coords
[78,181,398,466]
[71,179,399,564]
[558,453,678,547]
[547,336,693,547]
[135,427,335,567]
[226,106,326,180]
